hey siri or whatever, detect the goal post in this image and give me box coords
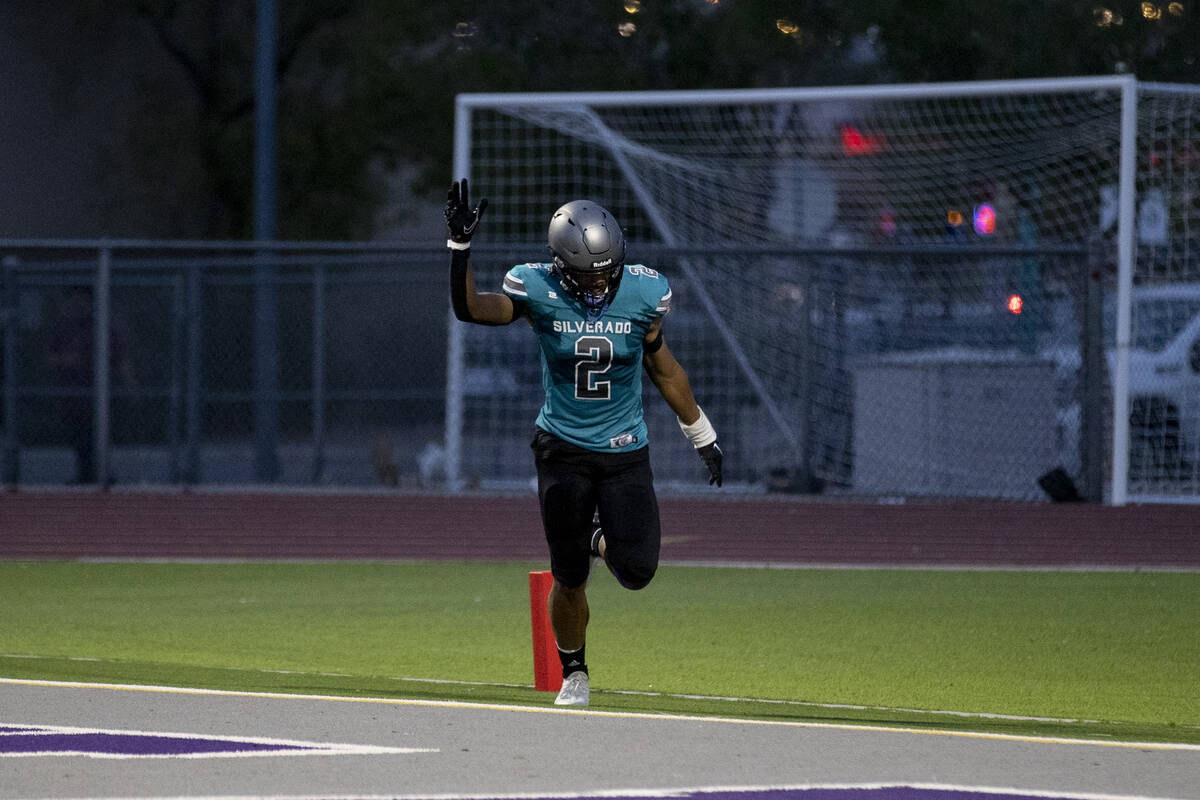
[447,76,1200,504]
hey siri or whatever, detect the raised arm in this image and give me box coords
[445,179,519,326]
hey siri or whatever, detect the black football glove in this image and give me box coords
[697,441,723,487]
[445,178,488,245]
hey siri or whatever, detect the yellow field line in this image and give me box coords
[3,676,1198,752]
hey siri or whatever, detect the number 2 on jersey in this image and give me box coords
[574,336,612,399]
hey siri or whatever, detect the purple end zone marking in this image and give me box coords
[715,792,1053,800]
[0,732,317,756]
[528,791,1071,800]
[717,791,1054,800]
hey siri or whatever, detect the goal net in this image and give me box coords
[448,77,1200,503]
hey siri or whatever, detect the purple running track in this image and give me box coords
[1,491,1196,567]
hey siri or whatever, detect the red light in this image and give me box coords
[973,203,996,235]
[879,211,897,237]
[840,125,883,156]
[1007,294,1023,315]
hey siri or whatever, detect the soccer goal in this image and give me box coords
[447,76,1200,504]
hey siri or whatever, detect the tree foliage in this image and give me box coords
[53,0,1200,239]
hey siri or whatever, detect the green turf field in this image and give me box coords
[1,561,1197,743]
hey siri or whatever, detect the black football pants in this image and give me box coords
[531,428,661,590]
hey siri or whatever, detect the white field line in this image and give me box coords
[2,677,1200,752]
[5,782,1198,800]
[7,652,1200,734]
[71,557,1200,572]
[3,652,1195,731]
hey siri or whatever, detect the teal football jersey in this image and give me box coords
[502,263,672,452]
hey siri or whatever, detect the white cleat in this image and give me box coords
[554,671,590,706]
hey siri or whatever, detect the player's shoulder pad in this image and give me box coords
[503,262,552,299]
[624,263,672,315]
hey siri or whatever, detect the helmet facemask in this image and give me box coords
[552,257,624,311]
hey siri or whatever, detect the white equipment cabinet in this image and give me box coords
[853,350,1058,499]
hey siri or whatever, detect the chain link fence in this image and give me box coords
[457,243,1099,500]
[1,242,447,489]
[0,239,1109,501]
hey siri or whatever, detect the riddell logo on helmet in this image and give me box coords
[593,258,613,268]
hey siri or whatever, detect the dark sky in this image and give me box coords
[1,5,110,237]
[2,10,86,237]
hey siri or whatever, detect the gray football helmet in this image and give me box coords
[547,200,626,311]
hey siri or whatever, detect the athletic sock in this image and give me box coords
[558,644,588,678]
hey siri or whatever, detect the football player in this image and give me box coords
[445,178,723,706]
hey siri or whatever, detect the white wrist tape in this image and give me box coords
[678,407,718,449]
[446,239,471,251]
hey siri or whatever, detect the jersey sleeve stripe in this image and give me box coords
[655,288,672,313]
[503,272,528,297]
